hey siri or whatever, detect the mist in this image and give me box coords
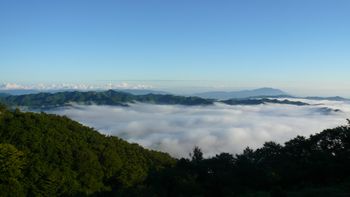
[48,100,350,158]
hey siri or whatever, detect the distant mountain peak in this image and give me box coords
[254,87,282,91]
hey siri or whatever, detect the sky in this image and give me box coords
[1,0,350,95]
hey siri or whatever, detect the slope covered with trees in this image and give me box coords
[222,98,308,106]
[148,124,350,196]
[0,104,174,196]
[0,90,310,110]
[1,104,350,196]
[0,90,213,109]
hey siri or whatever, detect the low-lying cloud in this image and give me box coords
[49,100,350,158]
[0,82,153,90]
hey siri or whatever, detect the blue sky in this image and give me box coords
[0,0,349,95]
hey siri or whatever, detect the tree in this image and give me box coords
[0,103,6,112]
[0,143,25,196]
[190,146,203,163]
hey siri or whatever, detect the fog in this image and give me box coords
[49,100,350,158]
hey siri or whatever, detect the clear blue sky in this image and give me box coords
[1,0,349,95]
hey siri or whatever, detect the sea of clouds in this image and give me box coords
[49,99,350,158]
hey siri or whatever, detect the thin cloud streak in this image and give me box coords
[49,101,350,158]
[0,82,153,90]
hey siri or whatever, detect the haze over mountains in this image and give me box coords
[194,87,288,100]
[0,84,287,97]
[2,83,350,102]
[0,82,160,95]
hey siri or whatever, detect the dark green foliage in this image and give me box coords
[135,93,214,106]
[190,146,203,162]
[0,143,26,196]
[1,104,350,196]
[0,107,174,196]
[148,125,350,196]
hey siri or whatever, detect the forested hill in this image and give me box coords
[0,90,310,109]
[0,104,175,196]
[0,90,213,108]
[1,104,350,196]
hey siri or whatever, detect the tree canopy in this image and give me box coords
[0,105,350,196]
[0,106,174,196]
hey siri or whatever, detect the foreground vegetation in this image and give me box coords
[1,104,350,196]
[0,104,174,196]
[149,128,350,196]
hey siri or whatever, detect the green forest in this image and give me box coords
[1,103,350,196]
[0,90,213,109]
[0,90,309,110]
[0,104,174,196]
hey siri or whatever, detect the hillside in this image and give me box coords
[1,104,350,196]
[0,90,213,109]
[0,104,174,196]
[0,89,40,95]
[305,96,350,101]
[222,98,308,106]
[148,123,350,196]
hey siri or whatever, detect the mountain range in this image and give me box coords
[0,87,287,98]
[2,86,349,101]
[0,90,312,110]
[194,87,288,100]
[1,87,349,109]
[0,88,168,96]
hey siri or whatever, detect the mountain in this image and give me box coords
[0,89,40,95]
[222,98,309,106]
[0,90,315,110]
[0,88,168,96]
[305,96,350,101]
[0,90,214,109]
[112,89,169,95]
[194,87,288,99]
[250,95,350,102]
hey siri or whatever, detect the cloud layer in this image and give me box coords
[0,82,153,90]
[49,100,350,158]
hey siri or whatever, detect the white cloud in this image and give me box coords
[0,83,30,90]
[0,82,153,90]
[48,101,350,158]
[105,82,153,90]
